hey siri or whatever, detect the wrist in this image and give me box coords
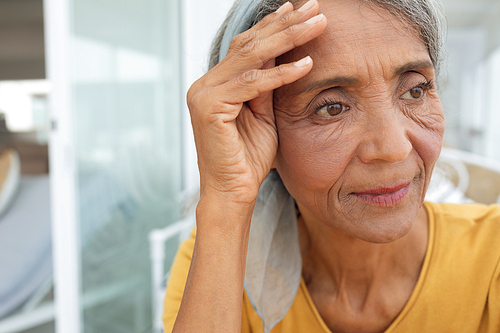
[200,175,261,204]
[195,191,255,238]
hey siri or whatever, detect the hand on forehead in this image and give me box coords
[275,0,433,97]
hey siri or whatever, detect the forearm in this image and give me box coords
[172,195,254,332]
[173,1,326,330]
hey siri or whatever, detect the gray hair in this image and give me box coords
[208,0,446,77]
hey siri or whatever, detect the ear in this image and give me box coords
[271,162,276,169]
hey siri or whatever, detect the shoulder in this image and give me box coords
[425,201,500,238]
[424,201,500,290]
[425,202,500,257]
[425,201,500,222]
[425,202,500,258]
[403,203,500,331]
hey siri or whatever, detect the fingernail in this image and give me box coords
[305,13,323,24]
[294,56,312,67]
[275,1,290,13]
[298,0,315,12]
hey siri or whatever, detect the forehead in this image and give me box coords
[278,0,432,92]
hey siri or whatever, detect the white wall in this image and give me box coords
[181,0,234,192]
[439,0,500,161]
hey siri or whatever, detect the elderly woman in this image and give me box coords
[163,0,500,332]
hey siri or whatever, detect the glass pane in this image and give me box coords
[69,0,182,331]
[441,0,500,160]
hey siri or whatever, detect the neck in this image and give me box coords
[298,204,429,305]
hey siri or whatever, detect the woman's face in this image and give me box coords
[273,0,445,243]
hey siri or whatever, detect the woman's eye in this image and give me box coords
[401,86,424,100]
[316,102,350,117]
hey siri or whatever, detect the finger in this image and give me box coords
[246,1,294,33]
[225,0,318,59]
[217,56,313,119]
[223,2,293,60]
[211,14,325,88]
[207,0,323,86]
[234,13,325,69]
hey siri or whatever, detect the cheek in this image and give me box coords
[406,101,445,195]
[408,102,445,169]
[274,120,357,207]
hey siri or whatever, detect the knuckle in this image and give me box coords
[276,13,294,27]
[187,83,211,113]
[186,87,197,107]
[228,34,243,50]
[242,31,257,44]
[239,69,261,85]
[187,91,203,111]
[238,40,259,58]
[237,40,268,66]
[229,31,254,52]
[272,65,288,77]
[281,24,299,39]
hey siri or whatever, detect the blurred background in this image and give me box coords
[0,0,498,332]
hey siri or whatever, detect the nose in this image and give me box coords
[357,112,412,164]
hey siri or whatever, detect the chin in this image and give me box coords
[350,218,415,244]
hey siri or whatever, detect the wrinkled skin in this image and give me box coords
[274,0,445,243]
[177,0,445,332]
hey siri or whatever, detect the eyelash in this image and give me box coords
[400,79,434,100]
[314,97,350,117]
[416,79,434,91]
[312,79,434,117]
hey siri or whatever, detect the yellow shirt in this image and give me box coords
[163,202,500,332]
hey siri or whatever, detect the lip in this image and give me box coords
[353,182,411,207]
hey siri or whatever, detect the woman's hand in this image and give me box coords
[172,2,327,332]
[188,0,327,207]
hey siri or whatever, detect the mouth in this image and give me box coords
[352,182,411,207]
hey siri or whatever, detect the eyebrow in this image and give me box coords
[302,76,358,94]
[300,60,435,94]
[394,60,434,76]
